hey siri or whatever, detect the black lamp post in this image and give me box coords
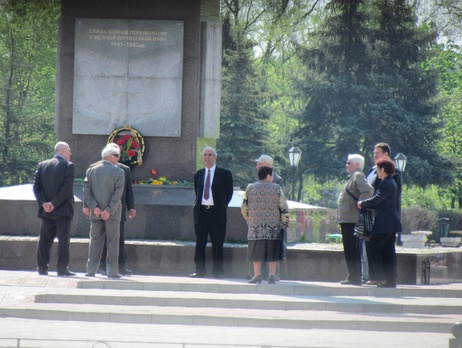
[394,152,407,246]
[288,146,302,201]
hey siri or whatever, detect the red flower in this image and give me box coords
[127,149,136,157]
[116,139,126,145]
[151,169,157,176]
[123,135,131,140]
[131,141,139,149]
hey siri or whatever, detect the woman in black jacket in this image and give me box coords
[358,158,402,288]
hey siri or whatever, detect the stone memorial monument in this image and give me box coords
[56,0,222,181]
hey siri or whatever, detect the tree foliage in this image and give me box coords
[218,1,272,188]
[0,0,59,186]
[295,0,454,187]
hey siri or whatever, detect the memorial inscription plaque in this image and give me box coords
[72,18,184,137]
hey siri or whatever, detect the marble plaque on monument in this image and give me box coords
[72,18,184,136]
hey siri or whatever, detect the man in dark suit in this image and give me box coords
[83,144,125,278]
[190,146,234,279]
[33,141,75,276]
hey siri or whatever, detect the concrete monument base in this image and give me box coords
[1,236,461,285]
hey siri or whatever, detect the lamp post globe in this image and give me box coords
[288,147,302,201]
[394,153,407,172]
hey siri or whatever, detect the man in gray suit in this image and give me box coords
[83,144,125,278]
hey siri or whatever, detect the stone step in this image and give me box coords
[77,276,462,298]
[35,288,462,315]
[0,302,457,333]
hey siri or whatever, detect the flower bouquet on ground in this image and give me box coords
[135,169,193,186]
[107,125,145,167]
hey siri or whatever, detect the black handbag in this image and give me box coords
[280,228,287,261]
[344,188,375,241]
[354,209,375,241]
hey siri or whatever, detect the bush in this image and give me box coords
[401,207,438,234]
[437,210,462,231]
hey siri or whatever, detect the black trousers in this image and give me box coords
[194,206,226,277]
[340,223,361,283]
[366,232,396,285]
[36,216,71,272]
[100,221,127,269]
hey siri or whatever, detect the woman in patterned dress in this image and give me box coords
[241,166,290,284]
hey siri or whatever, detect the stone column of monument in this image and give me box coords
[55,0,222,182]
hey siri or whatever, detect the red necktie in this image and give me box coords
[204,169,211,200]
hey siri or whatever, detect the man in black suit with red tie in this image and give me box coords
[33,141,75,276]
[190,146,234,279]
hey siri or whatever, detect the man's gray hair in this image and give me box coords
[348,154,365,170]
[202,146,217,156]
[101,144,120,159]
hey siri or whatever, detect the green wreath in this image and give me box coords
[107,125,145,167]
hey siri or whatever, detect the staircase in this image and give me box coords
[0,272,460,347]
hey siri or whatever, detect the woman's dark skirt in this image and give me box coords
[248,239,281,262]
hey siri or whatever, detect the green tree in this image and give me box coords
[295,0,454,186]
[430,43,462,207]
[0,0,59,186]
[218,1,271,188]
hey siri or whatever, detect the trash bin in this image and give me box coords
[438,218,450,241]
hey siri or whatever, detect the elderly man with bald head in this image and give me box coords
[33,141,75,276]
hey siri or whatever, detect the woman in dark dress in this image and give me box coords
[358,158,402,288]
[241,166,290,284]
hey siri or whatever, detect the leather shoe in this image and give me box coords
[248,275,262,284]
[37,268,48,276]
[107,274,122,279]
[120,267,133,276]
[57,269,76,276]
[377,283,397,288]
[85,273,95,277]
[189,273,205,278]
[366,280,384,286]
[340,280,362,286]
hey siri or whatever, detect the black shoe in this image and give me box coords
[248,275,262,284]
[366,280,384,286]
[85,273,95,277]
[377,283,397,288]
[37,268,48,276]
[101,269,107,276]
[268,275,276,284]
[189,273,205,278]
[57,268,76,276]
[120,267,133,276]
[107,274,122,279]
[340,280,362,286]
[245,275,252,280]
[214,274,224,279]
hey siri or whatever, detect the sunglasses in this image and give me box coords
[112,153,119,157]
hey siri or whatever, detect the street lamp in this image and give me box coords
[394,152,407,246]
[288,147,302,201]
[394,153,407,172]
